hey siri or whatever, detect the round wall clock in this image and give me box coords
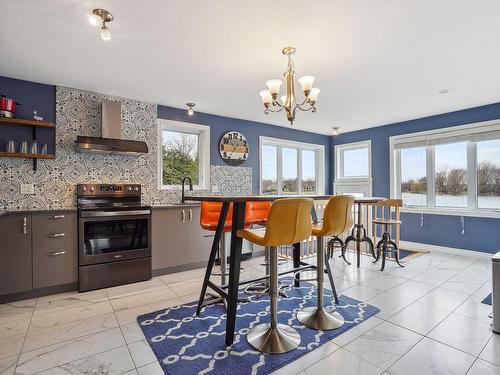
[219,131,249,166]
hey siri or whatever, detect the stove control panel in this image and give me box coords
[77,184,141,196]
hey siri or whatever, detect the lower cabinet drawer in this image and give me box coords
[33,232,78,289]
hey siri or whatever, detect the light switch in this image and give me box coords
[21,184,35,195]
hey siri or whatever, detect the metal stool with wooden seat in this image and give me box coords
[297,195,354,330]
[237,198,313,354]
[372,218,405,271]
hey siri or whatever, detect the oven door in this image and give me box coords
[79,209,151,266]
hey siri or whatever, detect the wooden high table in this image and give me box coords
[185,195,331,346]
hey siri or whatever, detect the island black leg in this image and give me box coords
[225,201,246,347]
[196,202,229,315]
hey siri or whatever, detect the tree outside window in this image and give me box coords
[162,131,199,186]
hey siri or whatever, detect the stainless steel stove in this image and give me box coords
[77,184,151,292]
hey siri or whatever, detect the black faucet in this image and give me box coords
[181,176,193,204]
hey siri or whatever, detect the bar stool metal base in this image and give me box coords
[296,307,345,330]
[247,323,301,354]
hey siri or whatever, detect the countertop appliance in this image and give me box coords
[77,183,151,292]
[493,252,500,334]
[0,94,20,118]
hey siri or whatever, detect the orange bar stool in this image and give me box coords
[297,195,354,331]
[238,198,313,354]
[200,201,235,285]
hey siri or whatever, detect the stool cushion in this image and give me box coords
[312,195,355,237]
[237,198,313,247]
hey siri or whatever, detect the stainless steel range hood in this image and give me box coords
[76,100,148,154]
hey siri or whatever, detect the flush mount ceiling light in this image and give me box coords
[259,47,320,126]
[439,89,450,94]
[332,126,340,136]
[88,8,114,41]
[186,103,196,115]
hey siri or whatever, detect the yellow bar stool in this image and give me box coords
[237,198,313,354]
[297,195,355,330]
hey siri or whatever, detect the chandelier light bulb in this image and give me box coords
[259,90,272,105]
[298,76,315,93]
[88,13,101,27]
[266,79,282,95]
[308,88,320,102]
[100,26,111,41]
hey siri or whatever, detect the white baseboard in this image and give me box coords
[400,240,494,260]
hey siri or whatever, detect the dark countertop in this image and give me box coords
[151,203,200,209]
[0,203,201,216]
[0,208,77,216]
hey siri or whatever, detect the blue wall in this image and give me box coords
[0,75,332,194]
[157,106,332,194]
[0,76,56,153]
[333,103,500,253]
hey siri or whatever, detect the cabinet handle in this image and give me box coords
[47,215,65,219]
[48,233,66,238]
[48,251,66,256]
[189,209,193,222]
[181,210,185,222]
[23,217,27,235]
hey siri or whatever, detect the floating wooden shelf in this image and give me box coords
[0,117,55,129]
[0,152,55,159]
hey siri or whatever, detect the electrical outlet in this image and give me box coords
[212,185,219,193]
[20,184,35,195]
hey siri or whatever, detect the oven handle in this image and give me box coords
[80,209,151,218]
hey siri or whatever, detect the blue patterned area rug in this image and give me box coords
[482,293,492,306]
[137,278,379,375]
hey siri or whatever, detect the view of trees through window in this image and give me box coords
[400,146,427,205]
[434,142,467,207]
[477,139,500,208]
[261,141,320,195]
[399,138,500,210]
[162,130,199,186]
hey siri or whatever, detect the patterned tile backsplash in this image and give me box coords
[0,86,252,211]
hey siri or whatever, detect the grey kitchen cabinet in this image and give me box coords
[0,213,33,295]
[32,212,78,288]
[152,206,213,271]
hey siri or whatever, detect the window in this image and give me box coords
[334,140,372,196]
[400,146,427,206]
[259,137,325,195]
[477,139,500,209]
[391,120,500,216]
[261,145,277,194]
[158,119,210,189]
[434,142,468,208]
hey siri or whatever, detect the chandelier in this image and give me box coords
[259,47,320,125]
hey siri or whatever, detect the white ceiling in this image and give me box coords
[1,0,500,135]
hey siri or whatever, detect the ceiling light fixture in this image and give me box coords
[332,127,340,136]
[186,103,196,116]
[439,89,450,94]
[88,8,114,41]
[259,47,319,125]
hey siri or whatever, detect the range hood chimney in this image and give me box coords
[76,99,148,154]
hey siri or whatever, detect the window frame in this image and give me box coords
[333,140,373,196]
[157,119,210,190]
[390,119,500,218]
[259,136,325,196]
